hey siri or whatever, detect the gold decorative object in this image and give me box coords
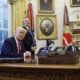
[8,0,18,4]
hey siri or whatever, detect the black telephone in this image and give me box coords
[37,46,51,56]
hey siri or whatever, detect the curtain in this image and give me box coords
[12,0,26,33]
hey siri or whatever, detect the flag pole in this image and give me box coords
[62,3,73,47]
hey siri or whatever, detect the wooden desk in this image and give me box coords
[0,57,80,80]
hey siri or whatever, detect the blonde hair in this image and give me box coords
[15,27,27,34]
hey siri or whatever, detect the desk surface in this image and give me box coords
[0,59,80,70]
[0,56,80,70]
[0,63,80,69]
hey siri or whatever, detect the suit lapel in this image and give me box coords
[12,37,18,52]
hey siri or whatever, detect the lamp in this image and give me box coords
[8,0,18,4]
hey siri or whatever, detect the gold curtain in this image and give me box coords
[12,0,27,33]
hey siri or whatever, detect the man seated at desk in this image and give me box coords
[1,27,31,58]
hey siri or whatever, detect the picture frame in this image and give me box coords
[71,0,80,7]
[36,14,57,40]
[76,41,80,48]
[71,22,80,34]
[38,0,54,13]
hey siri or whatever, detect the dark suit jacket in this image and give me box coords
[1,37,25,57]
[22,26,36,55]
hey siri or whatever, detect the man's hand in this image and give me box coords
[24,51,31,63]
[24,51,31,57]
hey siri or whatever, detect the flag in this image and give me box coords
[62,5,72,47]
[63,5,69,25]
[27,3,34,32]
[63,33,72,46]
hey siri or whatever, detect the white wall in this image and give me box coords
[67,0,80,21]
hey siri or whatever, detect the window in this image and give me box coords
[0,0,8,51]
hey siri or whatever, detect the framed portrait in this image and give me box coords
[38,0,54,13]
[36,14,57,40]
[71,0,80,7]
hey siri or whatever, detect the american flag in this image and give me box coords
[27,3,34,32]
[62,5,72,47]
[63,5,69,25]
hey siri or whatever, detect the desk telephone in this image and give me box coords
[37,46,51,56]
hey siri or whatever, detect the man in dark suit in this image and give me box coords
[1,27,31,58]
[22,18,36,55]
